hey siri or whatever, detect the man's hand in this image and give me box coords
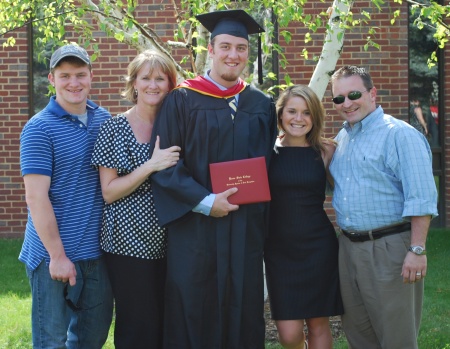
[402,253,427,284]
[210,188,239,217]
[49,255,77,286]
[402,215,430,284]
[24,174,77,286]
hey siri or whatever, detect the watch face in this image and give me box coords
[412,246,424,254]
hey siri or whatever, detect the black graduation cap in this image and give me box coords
[196,9,265,85]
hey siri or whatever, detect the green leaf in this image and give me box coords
[114,32,125,41]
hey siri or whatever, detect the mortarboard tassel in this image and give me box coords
[258,34,263,85]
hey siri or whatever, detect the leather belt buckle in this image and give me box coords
[342,230,372,242]
[341,222,411,243]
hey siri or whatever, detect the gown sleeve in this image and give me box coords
[150,89,211,226]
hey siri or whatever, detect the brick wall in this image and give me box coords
[0,0,448,238]
[0,27,29,238]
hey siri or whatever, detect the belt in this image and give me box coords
[341,222,411,242]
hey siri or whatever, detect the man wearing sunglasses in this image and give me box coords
[329,65,438,349]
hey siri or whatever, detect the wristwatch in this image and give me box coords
[409,245,426,255]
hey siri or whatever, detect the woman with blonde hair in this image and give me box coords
[264,85,343,349]
[91,50,180,348]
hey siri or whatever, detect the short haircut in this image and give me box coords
[330,65,374,91]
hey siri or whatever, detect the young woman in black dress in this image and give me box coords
[265,85,343,349]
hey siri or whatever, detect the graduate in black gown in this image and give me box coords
[150,9,277,349]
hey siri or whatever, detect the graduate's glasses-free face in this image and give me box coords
[332,89,371,105]
[208,34,249,88]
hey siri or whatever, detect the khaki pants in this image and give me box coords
[338,230,423,349]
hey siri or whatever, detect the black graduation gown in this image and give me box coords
[150,84,277,349]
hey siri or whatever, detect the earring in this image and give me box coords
[134,89,138,97]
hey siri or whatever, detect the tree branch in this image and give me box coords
[81,0,190,81]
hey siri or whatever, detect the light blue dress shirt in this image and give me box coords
[329,106,438,231]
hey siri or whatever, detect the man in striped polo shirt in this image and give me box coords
[19,44,113,349]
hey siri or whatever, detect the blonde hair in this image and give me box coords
[122,50,177,104]
[276,85,328,153]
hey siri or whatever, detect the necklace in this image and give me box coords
[134,106,152,124]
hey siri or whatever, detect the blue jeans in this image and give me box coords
[26,257,113,349]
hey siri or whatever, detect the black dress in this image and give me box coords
[409,105,426,135]
[264,146,343,320]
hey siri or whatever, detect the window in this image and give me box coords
[408,3,439,148]
[408,1,444,226]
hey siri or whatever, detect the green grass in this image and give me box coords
[0,239,115,349]
[333,228,450,349]
[0,240,33,349]
[1,230,449,349]
[418,229,450,348]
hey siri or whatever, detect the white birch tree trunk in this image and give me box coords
[308,0,354,100]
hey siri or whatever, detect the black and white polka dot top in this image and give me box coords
[91,114,167,259]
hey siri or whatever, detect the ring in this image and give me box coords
[416,272,422,277]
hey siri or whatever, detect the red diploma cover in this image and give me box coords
[209,157,271,205]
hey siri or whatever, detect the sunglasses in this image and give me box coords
[332,89,371,105]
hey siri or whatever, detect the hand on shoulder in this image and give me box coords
[322,137,337,148]
[322,138,337,166]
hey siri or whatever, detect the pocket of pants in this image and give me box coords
[64,263,85,310]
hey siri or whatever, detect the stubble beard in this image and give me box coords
[220,72,241,82]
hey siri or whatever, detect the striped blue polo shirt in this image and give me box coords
[19,96,111,270]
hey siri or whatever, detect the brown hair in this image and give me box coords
[330,65,374,91]
[276,85,328,153]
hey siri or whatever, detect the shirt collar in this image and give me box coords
[204,70,227,91]
[48,96,98,118]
